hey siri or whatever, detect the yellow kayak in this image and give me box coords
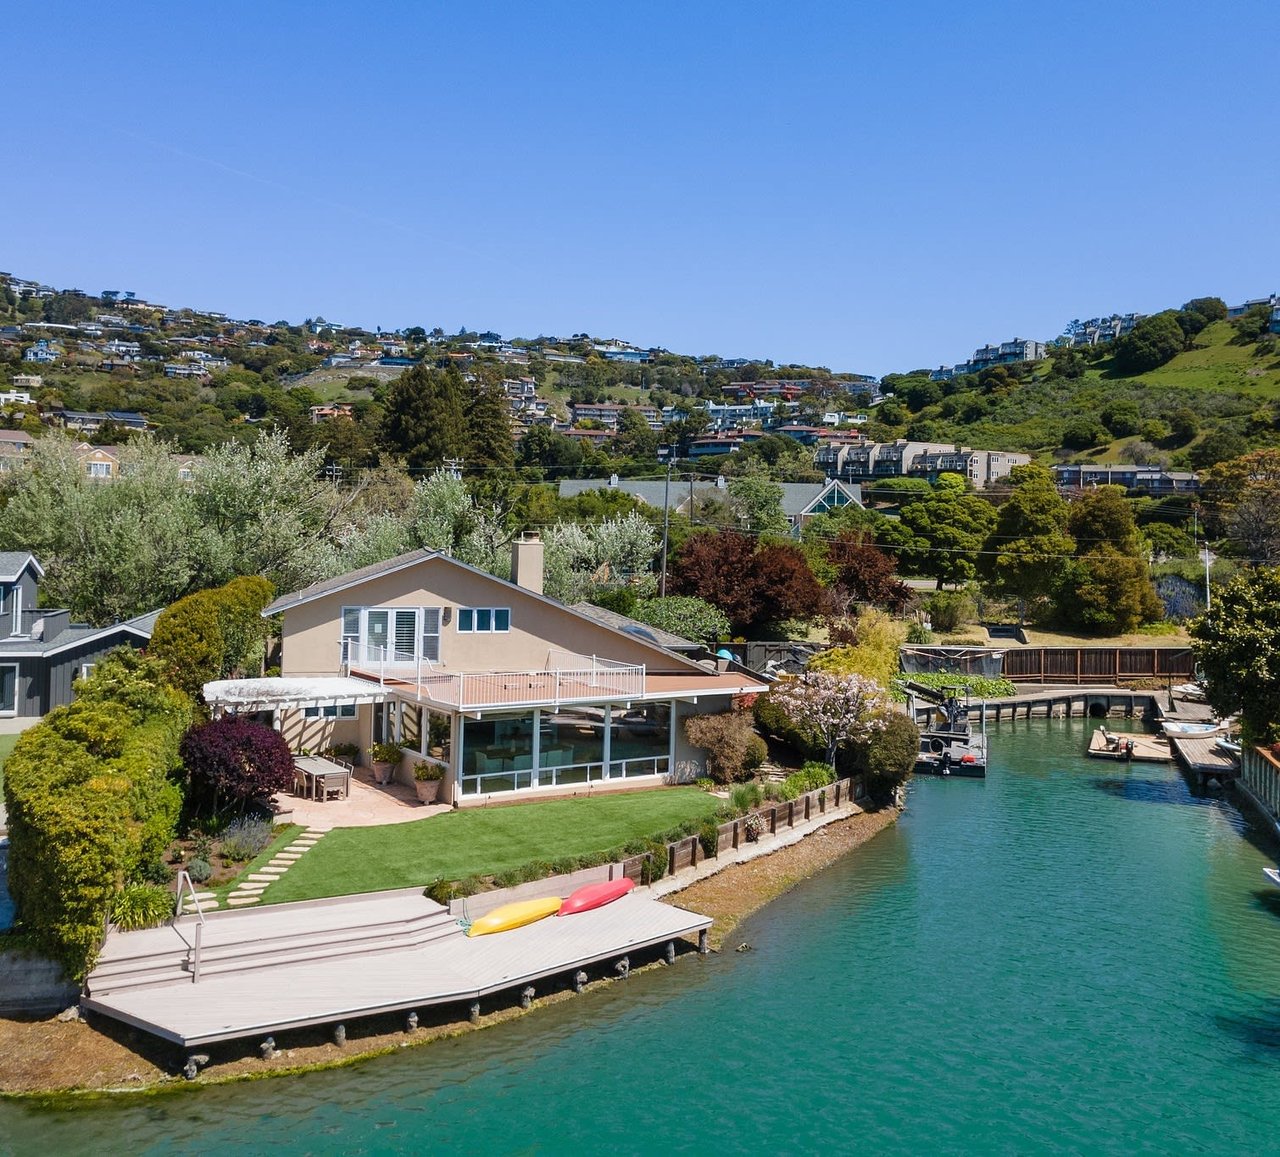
[466,896,563,937]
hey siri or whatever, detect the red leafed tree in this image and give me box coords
[180,717,295,816]
[670,530,826,634]
[827,532,912,608]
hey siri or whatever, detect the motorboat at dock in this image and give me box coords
[911,688,988,778]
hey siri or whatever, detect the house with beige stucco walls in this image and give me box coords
[211,538,766,807]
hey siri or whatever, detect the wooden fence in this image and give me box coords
[902,646,1194,686]
[620,775,865,882]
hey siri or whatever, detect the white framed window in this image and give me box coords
[79,663,96,681]
[304,703,357,719]
[341,606,441,662]
[457,607,511,633]
[87,461,111,478]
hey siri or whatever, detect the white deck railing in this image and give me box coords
[343,643,644,710]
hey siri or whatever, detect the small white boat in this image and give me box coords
[1214,738,1242,757]
[1161,720,1225,737]
[1170,683,1207,702]
[1264,867,1280,889]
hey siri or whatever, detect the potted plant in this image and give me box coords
[413,760,444,803]
[369,741,402,785]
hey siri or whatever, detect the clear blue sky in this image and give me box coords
[7,1,1277,376]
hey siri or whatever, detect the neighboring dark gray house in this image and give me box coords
[0,553,158,717]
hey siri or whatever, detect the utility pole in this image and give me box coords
[658,447,672,598]
[1202,545,1212,610]
[443,457,464,480]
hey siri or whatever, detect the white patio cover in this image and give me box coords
[203,676,389,714]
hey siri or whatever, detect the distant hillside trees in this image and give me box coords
[0,431,342,623]
[670,530,825,634]
[879,473,996,589]
[1110,312,1187,375]
[1054,486,1162,633]
[978,464,1073,621]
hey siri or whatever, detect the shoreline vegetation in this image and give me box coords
[0,807,898,1099]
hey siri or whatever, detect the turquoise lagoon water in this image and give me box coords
[4,718,1280,1154]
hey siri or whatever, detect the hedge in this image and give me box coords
[1,650,193,981]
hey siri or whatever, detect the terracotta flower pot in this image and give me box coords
[415,779,441,804]
[371,761,394,785]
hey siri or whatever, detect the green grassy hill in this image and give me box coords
[881,319,1280,467]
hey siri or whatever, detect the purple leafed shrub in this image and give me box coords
[180,717,294,816]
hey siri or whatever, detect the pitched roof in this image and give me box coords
[262,550,728,677]
[0,552,43,581]
[262,549,440,617]
[568,602,701,653]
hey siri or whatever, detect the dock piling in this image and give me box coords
[470,1001,481,1024]
[521,986,536,1009]
[573,970,588,993]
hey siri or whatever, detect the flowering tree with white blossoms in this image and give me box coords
[766,671,891,771]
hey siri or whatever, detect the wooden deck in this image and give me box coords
[1170,735,1239,787]
[83,888,710,1049]
[1086,728,1174,763]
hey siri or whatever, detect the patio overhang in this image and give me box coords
[203,676,391,714]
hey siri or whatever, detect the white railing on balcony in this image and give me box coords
[343,642,644,710]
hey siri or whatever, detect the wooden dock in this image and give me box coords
[83,887,710,1052]
[1169,734,1239,788]
[912,688,1159,728]
[1086,728,1174,763]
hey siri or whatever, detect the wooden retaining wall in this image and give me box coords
[620,775,866,881]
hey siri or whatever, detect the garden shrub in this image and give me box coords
[843,712,921,804]
[186,858,213,884]
[110,883,174,932]
[698,819,723,858]
[1,650,193,980]
[925,591,976,634]
[641,839,668,884]
[684,711,767,783]
[219,817,274,862]
[149,576,275,703]
[729,783,763,815]
[181,717,294,817]
[753,694,822,760]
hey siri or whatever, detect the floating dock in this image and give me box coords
[1168,734,1239,788]
[1086,728,1174,763]
[83,887,710,1052]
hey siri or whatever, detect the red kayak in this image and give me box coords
[557,877,635,916]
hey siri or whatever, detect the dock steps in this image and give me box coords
[87,906,461,996]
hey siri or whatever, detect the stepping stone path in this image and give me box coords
[224,828,327,907]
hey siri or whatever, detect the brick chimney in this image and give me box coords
[511,532,544,595]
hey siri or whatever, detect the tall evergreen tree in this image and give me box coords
[979,463,1074,620]
[377,363,466,468]
[466,374,514,471]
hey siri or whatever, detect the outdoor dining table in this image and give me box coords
[293,755,351,801]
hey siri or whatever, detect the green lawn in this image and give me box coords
[265,789,720,904]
